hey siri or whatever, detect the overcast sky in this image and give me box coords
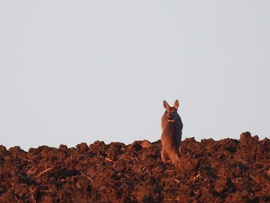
[1,1,270,150]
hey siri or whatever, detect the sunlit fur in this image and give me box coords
[161,100,183,165]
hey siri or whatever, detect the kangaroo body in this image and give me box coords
[161,100,183,165]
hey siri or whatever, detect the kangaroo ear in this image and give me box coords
[163,100,170,109]
[174,100,179,109]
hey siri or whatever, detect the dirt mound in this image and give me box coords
[1,132,270,202]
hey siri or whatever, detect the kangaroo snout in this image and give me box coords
[166,112,175,122]
[166,112,172,119]
[160,99,183,166]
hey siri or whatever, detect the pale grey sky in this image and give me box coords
[1,1,270,150]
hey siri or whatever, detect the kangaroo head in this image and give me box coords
[163,100,179,122]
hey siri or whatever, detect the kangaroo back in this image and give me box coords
[160,100,183,165]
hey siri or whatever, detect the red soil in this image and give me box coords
[1,132,270,202]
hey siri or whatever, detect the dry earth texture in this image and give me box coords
[1,132,270,203]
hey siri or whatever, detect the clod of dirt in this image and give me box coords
[0,132,270,202]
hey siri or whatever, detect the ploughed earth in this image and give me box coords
[1,132,270,203]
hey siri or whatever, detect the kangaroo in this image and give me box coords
[161,100,183,165]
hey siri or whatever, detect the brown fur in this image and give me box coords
[161,100,183,165]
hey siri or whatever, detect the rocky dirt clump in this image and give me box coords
[1,132,270,202]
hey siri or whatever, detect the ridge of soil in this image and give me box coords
[1,132,270,203]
